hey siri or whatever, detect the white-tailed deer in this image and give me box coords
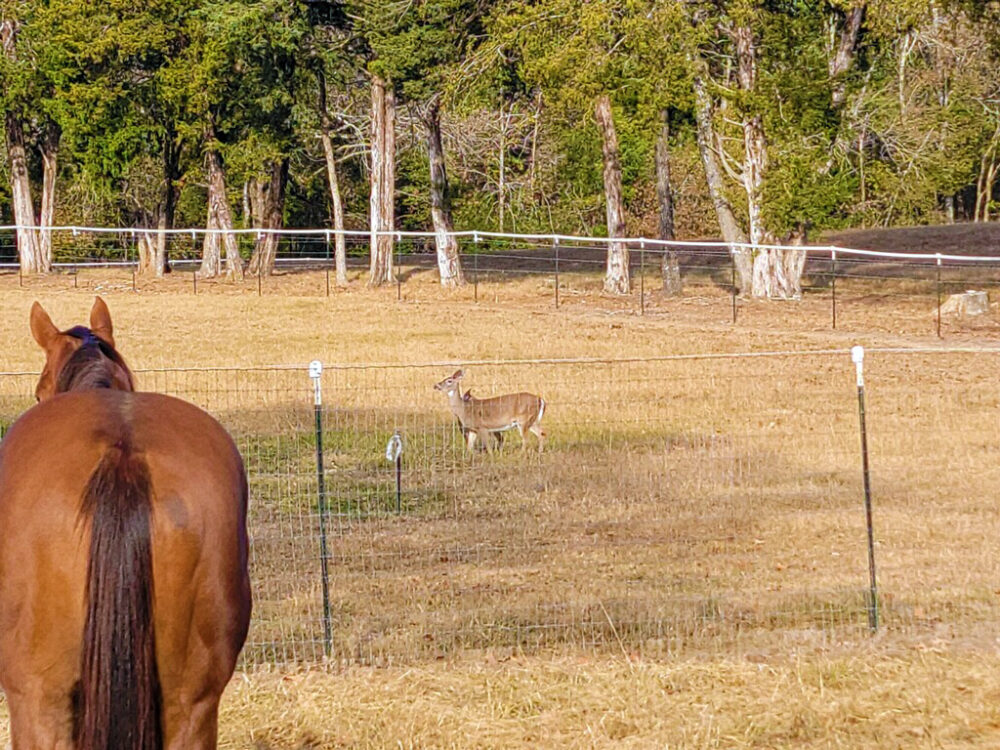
[434,369,546,452]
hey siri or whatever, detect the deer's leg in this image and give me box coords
[529,423,545,453]
[513,423,528,451]
[465,428,478,452]
[478,428,495,452]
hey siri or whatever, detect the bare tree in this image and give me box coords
[594,94,630,295]
[199,124,244,280]
[829,4,866,109]
[692,69,750,292]
[423,96,464,287]
[368,74,396,286]
[38,122,59,269]
[248,159,289,277]
[697,17,801,298]
[2,18,47,273]
[317,68,348,286]
[732,22,791,298]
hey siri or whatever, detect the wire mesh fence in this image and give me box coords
[0,348,997,666]
[6,228,1000,338]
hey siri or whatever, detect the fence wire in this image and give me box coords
[7,229,1000,340]
[0,349,996,665]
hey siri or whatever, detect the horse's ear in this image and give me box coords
[29,302,59,349]
[89,296,115,348]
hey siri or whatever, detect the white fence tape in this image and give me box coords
[2,225,1000,264]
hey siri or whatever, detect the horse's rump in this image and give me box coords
[0,390,250,749]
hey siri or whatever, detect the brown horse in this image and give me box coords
[0,298,251,749]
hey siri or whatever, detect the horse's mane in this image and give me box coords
[56,326,135,394]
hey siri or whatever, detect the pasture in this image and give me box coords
[1,243,1000,748]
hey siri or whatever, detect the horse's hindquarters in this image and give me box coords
[0,391,250,749]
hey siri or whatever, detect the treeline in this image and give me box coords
[1,1,999,297]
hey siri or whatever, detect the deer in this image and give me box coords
[434,369,546,453]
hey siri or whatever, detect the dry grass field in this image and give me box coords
[1,232,1000,748]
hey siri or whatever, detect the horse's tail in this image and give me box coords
[75,438,162,750]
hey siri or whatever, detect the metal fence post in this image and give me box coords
[640,240,646,316]
[831,249,837,330]
[396,232,402,301]
[936,253,943,338]
[130,230,137,292]
[473,232,480,302]
[852,346,879,632]
[310,360,333,656]
[731,250,737,324]
[554,238,560,309]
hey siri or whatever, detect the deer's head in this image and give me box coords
[433,369,464,397]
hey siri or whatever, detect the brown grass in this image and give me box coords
[1,255,1000,746]
[215,649,1000,749]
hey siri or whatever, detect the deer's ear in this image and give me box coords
[453,369,464,379]
[89,296,115,348]
[30,302,59,349]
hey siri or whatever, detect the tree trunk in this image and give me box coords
[425,99,464,287]
[780,224,808,298]
[368,75,395,286]
[321,132,349,286]
[594,94,630,295]
[136,207,168,277]
[733,23,796,299]
[2,18,43,273]
[529,89,542,191]
[944,195,955,224]
[201,145,243,280]
[137,231,158,276]
[692,71,750,291]
[248,178,266,228]
[898,31,915,113]
[655,112,681,297]
[158,129,179,276]
[137,132,177,277]
[829,4,865,108]
[249,159,288,277]
[735,25,766,249]
[38,122,59,272]
[154,213,169,275]
[4,111,43,273]
[983,158,1000,222]
[975,126,1000,223]
[820,3,867,175]
[243,180,252,225]
[200,203,221,278]
[317,68,348,286]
